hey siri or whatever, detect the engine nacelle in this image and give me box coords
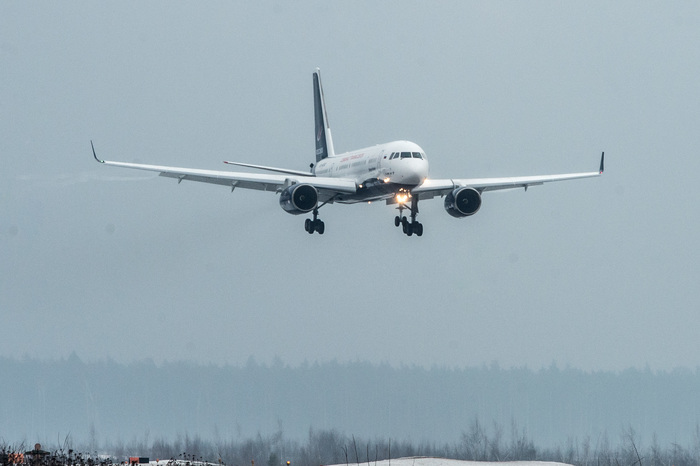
[279,183,318,215]
[444,187,482,218]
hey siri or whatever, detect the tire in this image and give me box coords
[394,216,401,227]
[415,222,423,236]
[316,220,325,235]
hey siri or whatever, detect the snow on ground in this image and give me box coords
[326,460,572,466]
[140,458,573,466]
[148,462,214,466]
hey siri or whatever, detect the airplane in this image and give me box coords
[92,68,604,237]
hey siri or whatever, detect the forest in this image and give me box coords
[2,355,700,466]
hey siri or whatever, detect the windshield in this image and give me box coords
[391,151,424,160]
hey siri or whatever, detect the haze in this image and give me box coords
[2,2,699,372]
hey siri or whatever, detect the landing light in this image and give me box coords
[383,177,391,183]
[396,193,409,204]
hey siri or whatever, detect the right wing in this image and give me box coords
[91,142,356,201]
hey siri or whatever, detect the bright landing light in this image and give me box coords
[396,192,409,204]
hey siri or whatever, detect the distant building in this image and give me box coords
[129,457,150,465]
[24,444,49,466]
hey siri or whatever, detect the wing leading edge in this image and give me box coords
[91,142,356,200]
[413,152,604,200]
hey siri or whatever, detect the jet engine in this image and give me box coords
[279,183,318,214]
[444,187,482,218]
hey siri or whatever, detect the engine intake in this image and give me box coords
[444,187,482,218]
[279,183,318,215]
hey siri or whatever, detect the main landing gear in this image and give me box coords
[394,196,423,237]
[304,207,325,235]
[303,195,339,235]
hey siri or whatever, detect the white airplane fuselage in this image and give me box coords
[313,140,429,203]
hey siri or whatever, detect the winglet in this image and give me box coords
[599,152,605,174]
[91,140,105,163]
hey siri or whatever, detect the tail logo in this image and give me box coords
[317,126,323,142]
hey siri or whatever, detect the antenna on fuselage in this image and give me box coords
[313,68,335,163]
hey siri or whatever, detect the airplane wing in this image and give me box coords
[412,152,604,200]
[222,160,313,176]
[91,142,356,201]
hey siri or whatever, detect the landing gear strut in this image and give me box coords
[305,207,325,235]
[302,195,339,235]
[394,196,423,237]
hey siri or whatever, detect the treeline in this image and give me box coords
[3,425,700,466]
[3,356,700,447]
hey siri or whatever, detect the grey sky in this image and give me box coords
[2,1,699,372]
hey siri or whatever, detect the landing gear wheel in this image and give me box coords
[394,216,401,227]
[414,222,423,237]
[305,218,315,234]
[305,207,326,235]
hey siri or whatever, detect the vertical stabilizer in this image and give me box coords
[313,68,335,162]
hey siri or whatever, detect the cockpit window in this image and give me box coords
[391,151,425,160]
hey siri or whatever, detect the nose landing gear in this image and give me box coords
[394,215,423,236]
[394,196,423,237]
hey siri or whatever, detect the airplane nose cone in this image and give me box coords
[402,159,428,185]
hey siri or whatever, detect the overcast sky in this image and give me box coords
[2,1,699,372]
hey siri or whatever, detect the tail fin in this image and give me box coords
[313,68,335,162]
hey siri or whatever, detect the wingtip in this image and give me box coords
[91,140,104,163]
[599,151,605,174]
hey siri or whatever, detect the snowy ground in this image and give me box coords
[139,458,573,466]
[326,459,572,466]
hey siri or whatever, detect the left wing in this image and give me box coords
[91,142,356,201]
[413,152,604,200]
